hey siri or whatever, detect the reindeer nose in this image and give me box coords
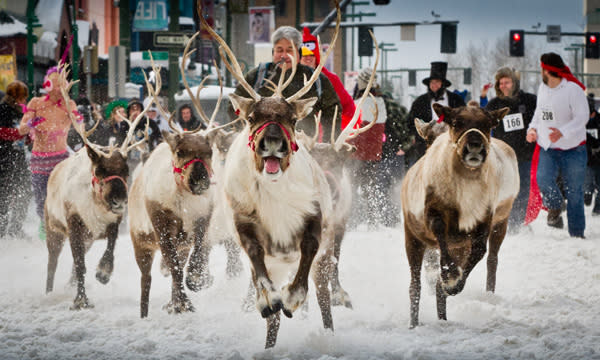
[467,140,482,153]
[110,198,126,212]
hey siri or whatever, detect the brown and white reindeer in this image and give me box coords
[296,106,378,309]
[401,103,519,328]
[128,55,237,318]
[202,1,378,348]
[45,63,151,309]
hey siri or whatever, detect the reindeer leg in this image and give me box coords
[281,212,321,318]
[487,219,508,293]
[444,218,491,296]
[235,216,283,318]
[186,218,213,291]
[224,237,243,279]
[265,312,281,349]
[46,227,66,293]
[330,224,352,309]
[67,214,94,310]
[405,228,425,328]
[96,221,120,285]
[312,254,334,331]
[133,239,155,318]
[435,279,447,321]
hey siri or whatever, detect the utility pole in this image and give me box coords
[119,0,131,85]
[347,1,369,72]
[26,0,41,99]
[69,1,80,98]
[168,0,180,112]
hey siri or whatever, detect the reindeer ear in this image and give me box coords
[291,97,318,120]
[86,144,102,164]
[487,107,510,128]
[162,130,180,151]
[229,93,256,120]
[432,103,453,125]
[414,118,429,140]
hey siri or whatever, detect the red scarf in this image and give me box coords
[540,62,586,90]
[524,145,545,225]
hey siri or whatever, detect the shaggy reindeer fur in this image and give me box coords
[224,95,336,348]
[129,130,224,318]
[401,104,519,328]
[45,147,129,309]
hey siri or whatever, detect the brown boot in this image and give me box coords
[547,209,564,229]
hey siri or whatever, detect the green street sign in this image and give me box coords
[142,51,169,61]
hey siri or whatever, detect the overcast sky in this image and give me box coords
[348,0,586,71]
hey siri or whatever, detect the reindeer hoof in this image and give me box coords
[186,271,213,292]
[260,299,283,318]
[96,257,114,285]
[331,289,353,309]
[70,294,94,310]
[440,266,464,296]
[281,284,307,317]
[95,270,111,285]
[163,298,195,314]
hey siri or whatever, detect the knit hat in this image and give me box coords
[357,68,377,91]
[104,99,128,119]
[422,61,451,88]
[301,27,320,65]
[143,97,159,113]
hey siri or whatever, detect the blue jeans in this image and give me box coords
[584,165,600,212]
[537,145,587,237]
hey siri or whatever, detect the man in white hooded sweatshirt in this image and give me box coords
[526,52,589,238]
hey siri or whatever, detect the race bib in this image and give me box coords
[587,129,599,139]
[541,107,555,123]
[502,113,524,132]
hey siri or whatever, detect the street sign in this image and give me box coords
[142,51,169,61]
[153,32,191,47]
[547,25,561,43]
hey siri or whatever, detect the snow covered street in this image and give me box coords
[1,204,599,360]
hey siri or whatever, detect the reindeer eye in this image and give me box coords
[176,150,184,157]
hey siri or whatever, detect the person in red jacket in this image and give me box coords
[300,27,360,138]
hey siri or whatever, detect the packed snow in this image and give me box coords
[1,201,599,360]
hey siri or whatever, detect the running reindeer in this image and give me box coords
[202,0,379,347]
[296,106,377,309]
[45,62,151,309]
[128,52,238,318]
[401,103,518,328]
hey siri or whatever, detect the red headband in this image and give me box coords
[541,62,586,91]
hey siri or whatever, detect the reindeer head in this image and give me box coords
[414,117,449,147]
[230,94,316,179]
[433,103,509,170]
[87,146,129,214]
[164,130,217,195]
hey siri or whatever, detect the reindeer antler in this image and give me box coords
[58,63,116,157]
[333,29,380,151]
[345,93,379,141]
[199,2,261,102]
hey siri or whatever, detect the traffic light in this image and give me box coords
[358,26,373,57]
[463,68,472,85]
[440,23,457,54]
[509,30,524,57]
[586,32,600,59]
[408,70,416,87]
[373,0,390,4]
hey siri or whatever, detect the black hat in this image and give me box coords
[422,61,451,88]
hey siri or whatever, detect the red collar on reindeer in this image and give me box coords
[247,121,299,152]
[173,158,213,181]
[92,174,128,194]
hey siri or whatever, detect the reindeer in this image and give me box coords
[401,103,518,328]
[128,53,237,318]
[45,63,150,309]
[202,1,378,347]
[296,107,377,309]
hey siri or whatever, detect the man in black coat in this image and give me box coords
[485,67,537,233]
[405,62,465,167]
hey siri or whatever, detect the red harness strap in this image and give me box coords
[92,174,128,195]
[247,121,299,152]
[173,158,213,183]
